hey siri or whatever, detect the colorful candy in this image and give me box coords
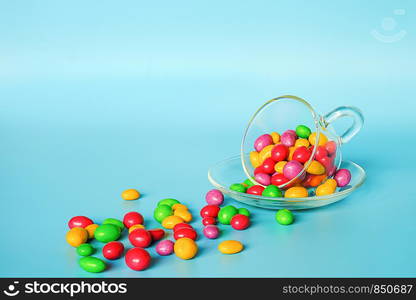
[174,209,192,223]
[162,216,185,229]
[156,240,174,256]
[205,189,224,205]
[295,125,311,139]
[246,185,265,195]
[229,183,247,193]
[334,169,351,187]
[123,212,144,228]
[174,228,197,241]
[308,132,328,146]
[66,227,88,247]
[218,240,244,254]
[153,205,173,223]
[128,228,152,248]
[283,160,304,180]
[94,224,121,243]
[148,228,165,241]
[275,209,294,225]
[306,160,325,175]
[284,186,308,198]
[202,216,217,226]
[79,256,106,273]
[292,146,312,163]
[174,238,198,260]
[125,248,151,271]
[103,218,124,231]
[238,208,250,217]
[76,243,95,256]
[200,205,220,218]
[121,189,141,200]
[102,241,124,260]
[203,225,220,239]
[254,173,271,186]
[157,198,180,207]
[262,185,283,197]
[254,134,273,152]
[218,205,238,225]
[230,214,250,230]
[315,179,337,196]
[128,224,145,233]
[271,144,289,162]
[85,224,99,239]
[68,216,93,229]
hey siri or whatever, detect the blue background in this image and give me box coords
[0,0,415,277]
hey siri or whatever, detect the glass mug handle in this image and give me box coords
[322,106,364,144]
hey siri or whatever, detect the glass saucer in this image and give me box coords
[208,155,366,210]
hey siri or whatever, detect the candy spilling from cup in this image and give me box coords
[230,125,352,198]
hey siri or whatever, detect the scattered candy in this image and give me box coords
[275,209,294,225]
[200,205,220,218]
[66,227,88,247]
[202,217,216,226]
[103,218,124,231]
[157,198,180,208]
[85,224,99,239]
[218,240,244,254]
[284,186,308,198]
[203,225,220,239]
[79,256,106,273]
[68,216,93,229]
[218,205,238,225]
[123,212,144,228]
[174,209,192,223]
[154,205,173,223]
[262,185,282,197]
[125,248,151,271]
[148,228,165,241]
[128,228,152,248]
[334,169,351,187]
[230,214,250,230]
[121,189,141,201]
[174,238,198,260]
[238,208,250,217]
[156,240,174,256]
[205,189,224,205]
[174,228,197,241]
[173,223,193,232]
[103,241,124,260]
[162,216,185,229]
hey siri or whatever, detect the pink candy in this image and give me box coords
[334,169,351,187]
[283,160,304,180]
[254,134,273,152]
[280,132,296,147]
[155,240,174,256]
[205,189,224,205]
[203,225,220,239]
[254,173,271,186]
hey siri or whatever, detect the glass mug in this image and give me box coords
[241,95,364,189]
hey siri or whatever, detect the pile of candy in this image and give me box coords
[65,189,250,273]
[230,125,352,198]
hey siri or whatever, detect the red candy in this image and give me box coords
[271,144,289,162]
[314,146,328,161]
[148,229,165,241]
[246,185,265,195]
[202,217,216,226]
[254,166,264,175]
[173,228,197,241]
[261,158,276,174]
[125,248,151,271]
[128,228,152,248]
[102,241,124,260]
[200,205,220,218]
[173,223,193,232]
[271,173,290,187]
[292,146,312,163]
[325,141,337,156]
[68,216,93,229]
[123,212,144,228]
[230,214,250,230]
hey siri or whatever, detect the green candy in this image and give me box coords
[157,198,180,207]
[154,204,173,223]
[94,224,121,243]
[262,185,283,197]
[76,243,95,256]
[238,208,250,217]
[243,178,255,188]
[275,209,294,225]
[218,205,239,225]
[230,183,247,193]
[79,256,106,273]
[295,125,311,139]
[103,218,124,231]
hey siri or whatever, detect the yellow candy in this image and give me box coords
[315,180,336,196]
[85,224,99,239]
[218,240,244,254]
[121,189,140,201]
[259,144,274,164]
[284,186,309,198]
[174,238,198,260]
[174,209,192,223]
[128,224,145,233]
[288,146,296,160]
[308,132,328,146]
[249,151,261,168]
[270,132,280,144]
[274,161,287,173]
[162,216,184,229]
[172,203,188,211]
[66,227,88,247]
[306,160,325,175]
[295,138,310,148]
[324,178,337,189]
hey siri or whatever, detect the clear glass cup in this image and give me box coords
[241,95,364,188]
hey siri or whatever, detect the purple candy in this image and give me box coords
[280,132,296,147]
[254,172,271,186]
[205,189,224,205]
[283,160,304,180]
[155,240,174,256]
[254,134,273,152]
[203,225,220,239]
[334,169,351,187]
